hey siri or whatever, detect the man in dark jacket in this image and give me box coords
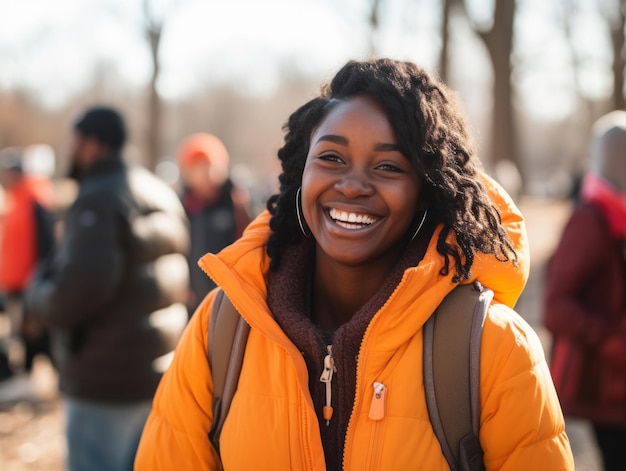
[25,106,189,471]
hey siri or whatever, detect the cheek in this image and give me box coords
[300,164,331,229]
[185,168,210,188]
[392,182,420,223]
[209,166,228,185]
[300,170,316,224]
[73,145,89,167]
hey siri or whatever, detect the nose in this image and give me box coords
[334,170,375,198]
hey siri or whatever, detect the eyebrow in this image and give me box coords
[315,134,400,152]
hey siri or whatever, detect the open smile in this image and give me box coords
[328,207,380,230]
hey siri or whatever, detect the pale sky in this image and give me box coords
[0,0,615,121]
[0,0,377,104]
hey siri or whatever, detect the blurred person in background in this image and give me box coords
[544,110,626,471]
[0,147,55,382]
[176,133,251,315]
[0,182,7,382]
[25,106,190,471]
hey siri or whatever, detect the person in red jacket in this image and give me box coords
[0,149,55,378]
[544,110,626,471]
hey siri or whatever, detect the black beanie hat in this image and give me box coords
[74,106,126,150]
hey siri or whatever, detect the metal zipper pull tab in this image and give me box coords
[369,381,387,421]
[319,345,336,426]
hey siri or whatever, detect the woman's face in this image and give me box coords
[182,160,227,200]
[301,95,422,268]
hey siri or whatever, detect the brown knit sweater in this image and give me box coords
[266,227,432,471]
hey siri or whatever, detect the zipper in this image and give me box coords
[366,382,387,470]
[342,278,411,470]
[369,382,387,420]
[319,345,336,426]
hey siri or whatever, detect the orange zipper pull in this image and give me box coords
[369,382,387,421]
[320,345,336,426]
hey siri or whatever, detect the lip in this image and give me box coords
[324,206,382,232]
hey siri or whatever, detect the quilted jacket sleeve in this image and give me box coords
[135,290,222,470]
[480,304,574,470]
[25,195,125,328]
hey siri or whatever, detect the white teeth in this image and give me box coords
[329,208,377,227]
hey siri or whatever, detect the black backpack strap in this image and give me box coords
[207,288,250,455]
[423,282,492,471]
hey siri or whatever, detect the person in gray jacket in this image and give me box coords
[25,106,190,471]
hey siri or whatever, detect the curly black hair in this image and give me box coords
[266,58,517,282]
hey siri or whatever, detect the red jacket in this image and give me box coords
[0,176,53,292]
[544,202,626,425]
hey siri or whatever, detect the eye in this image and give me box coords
[376,162,405,173]
[317,153,344,164]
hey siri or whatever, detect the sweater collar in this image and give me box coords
[266,221,434,342]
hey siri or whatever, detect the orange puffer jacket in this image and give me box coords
[135,176,573,470]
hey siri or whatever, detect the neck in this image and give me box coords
[311,252,400,331]
[70,150,121,181]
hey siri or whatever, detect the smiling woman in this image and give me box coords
[135,58,574,471]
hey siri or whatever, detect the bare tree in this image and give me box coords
[604,0,626,110]
[367,0,385,56]
[144,0,164,171]
[563,0,594,116]
[142,0,184,171]
[458,1,519,173]
[438,0,464,83]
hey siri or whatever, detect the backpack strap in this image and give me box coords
[423,281,492,471]
[207,288,250,455]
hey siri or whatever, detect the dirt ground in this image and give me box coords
[0,196,605,470]
[0,358,65,470]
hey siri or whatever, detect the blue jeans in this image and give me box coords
[65,397,152,471]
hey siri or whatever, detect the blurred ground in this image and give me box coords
[0,358,64,470]
[0,196,604,470]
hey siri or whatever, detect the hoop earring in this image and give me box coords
[411,208,428,241]
[295,187,311,238]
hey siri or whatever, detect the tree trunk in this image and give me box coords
[147,26,161,171]
[611,1,626,110]
[367,0,383,56]
[144,0,163,171]
[476,0,517,173]
[438,0,452,83]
